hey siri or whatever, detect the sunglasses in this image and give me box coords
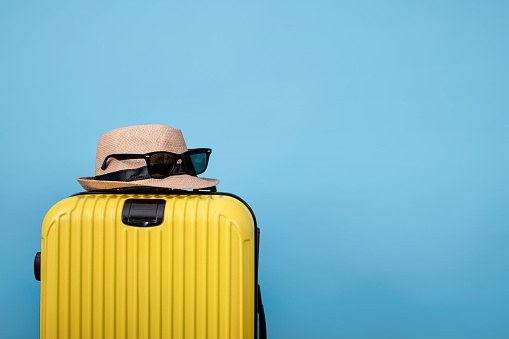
[101,148,211,179]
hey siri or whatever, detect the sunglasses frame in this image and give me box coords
[101,148,212,178]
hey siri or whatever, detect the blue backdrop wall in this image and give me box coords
[1,1,508,338]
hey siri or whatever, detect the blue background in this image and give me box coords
[1,1,508,338]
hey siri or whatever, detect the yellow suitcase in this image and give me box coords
[35,190,266,339]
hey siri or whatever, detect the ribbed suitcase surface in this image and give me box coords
[40,193,256,339]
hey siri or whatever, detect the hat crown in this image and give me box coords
[95,124,188,175]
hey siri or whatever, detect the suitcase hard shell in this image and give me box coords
[38,191,262,339]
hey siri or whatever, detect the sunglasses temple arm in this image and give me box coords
[101,155,114,170]
[101,154,146,170]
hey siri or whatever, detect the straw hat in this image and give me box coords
[77,124,219,191]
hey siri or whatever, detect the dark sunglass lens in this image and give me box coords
[148,153,174,178]
[184,152,208,174]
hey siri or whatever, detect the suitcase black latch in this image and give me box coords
[122,199,166,227]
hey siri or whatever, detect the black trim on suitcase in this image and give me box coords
[258,284,267,339]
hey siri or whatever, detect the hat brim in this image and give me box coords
[77,174,219,191]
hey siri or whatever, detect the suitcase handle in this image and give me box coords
[122,199,166,227]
